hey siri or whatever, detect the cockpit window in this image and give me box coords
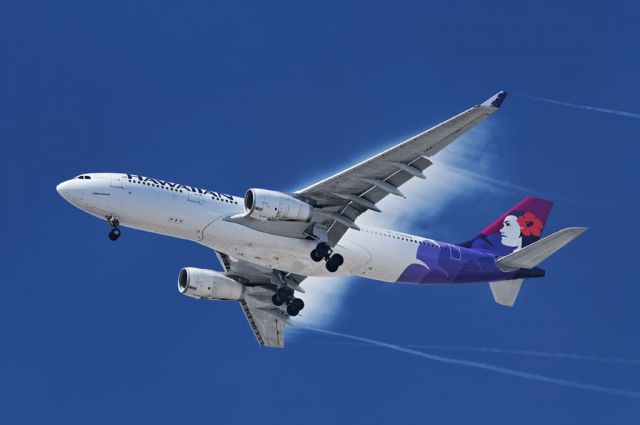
[76,175,91,180]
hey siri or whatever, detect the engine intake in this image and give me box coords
[178,267,244,300]
[244,189,313,221]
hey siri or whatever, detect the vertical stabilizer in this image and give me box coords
[463,196,554,256]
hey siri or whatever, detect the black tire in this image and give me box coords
[109,228,121,241]
[310,249,323,262]
[277,287,293,302]
[331,254,344,266]
[290,298,304,311]
[316,242,330,258]
[287,303,300,316]
[326,260,339,273]
[272,293,284,306]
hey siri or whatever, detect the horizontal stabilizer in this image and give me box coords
[489,279,523,307]
[496,227,587,271]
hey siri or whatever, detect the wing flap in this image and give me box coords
[213,251,304,348]
[239,300,285,348]
[240,286,289,348]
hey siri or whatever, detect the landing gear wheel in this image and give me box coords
[326,259,339,273]
[107,216,121,241]
[287,298,305,316]
[276,287,293,304]
[290,297,304,311]
[310,249,323,262]
[326,253,343,272]
[315,242,331,259]
[272,293,284,306]
[108,228,121,241]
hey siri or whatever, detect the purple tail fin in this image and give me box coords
[463,196,554,256]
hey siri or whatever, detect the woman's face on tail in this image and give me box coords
[500,215,522,248]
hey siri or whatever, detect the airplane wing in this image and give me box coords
[210,91,507,347]
[215,251,304,348]
[297,91,507,246]
[240,287,287,348]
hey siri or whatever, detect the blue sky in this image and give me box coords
[2,0,640,423]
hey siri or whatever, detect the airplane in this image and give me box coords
[56,91,586,348]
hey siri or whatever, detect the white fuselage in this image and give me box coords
[56,173,436,283]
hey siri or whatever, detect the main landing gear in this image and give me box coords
[271,287,305,317]
[107,215,121,241]
[310,242,344,273]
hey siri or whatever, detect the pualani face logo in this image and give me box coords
[499,211,543,252]
[126,174,234,201]
[450,197,553,258]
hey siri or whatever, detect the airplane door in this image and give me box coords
[110,176,124,188]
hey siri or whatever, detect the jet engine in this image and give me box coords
[244,189,313,221]
[178,267,244,300]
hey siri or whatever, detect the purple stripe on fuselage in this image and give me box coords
[396,240,515,284]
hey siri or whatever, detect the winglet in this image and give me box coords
[481,91,508,108]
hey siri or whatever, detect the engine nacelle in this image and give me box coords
[244,188,313,221]
[178,267,244,300]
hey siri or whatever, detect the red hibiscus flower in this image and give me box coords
[517,212,543,237]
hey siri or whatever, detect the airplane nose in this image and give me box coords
[56,181,69,195]
[56,180,82,204]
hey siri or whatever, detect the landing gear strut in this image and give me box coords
[310,242,344,273]
[107,215,121,241]
[270,273,305,316]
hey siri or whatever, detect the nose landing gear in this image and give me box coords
[108,228,121,241]
[107,216,121,241]
[310,242,344,273]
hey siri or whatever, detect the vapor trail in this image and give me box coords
[406,344,640,366]
[302,326,640,400]
[439,163,540,195]
[295,339,640,366]
[517,94,640,119]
